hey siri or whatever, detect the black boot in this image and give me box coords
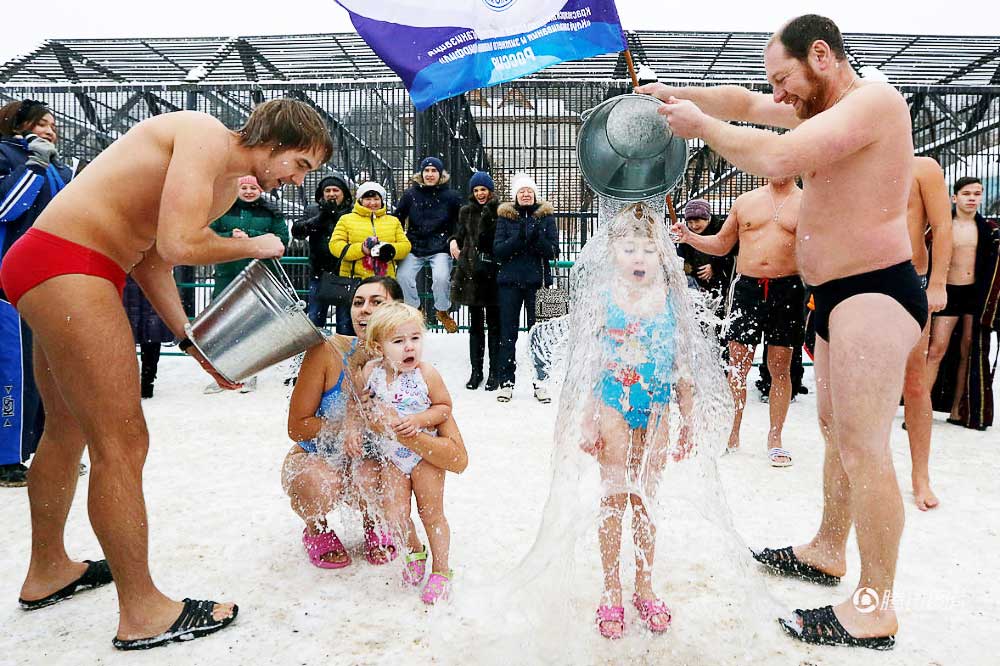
[484,371,499,391]
[140,342,159,400]
[466,368,484,390]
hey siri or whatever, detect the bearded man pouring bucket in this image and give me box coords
[0,99,333,650]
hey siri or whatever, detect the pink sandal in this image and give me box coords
[402,546,427,586]
[632,594,672,633]
[596,605,625,639]
[363,528,398,565]
[420,571,451,605]
[301,529,351,569]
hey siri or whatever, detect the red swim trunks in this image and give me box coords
[0,227,127,308]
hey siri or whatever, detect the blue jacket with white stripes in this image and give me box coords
[0,137,73,260]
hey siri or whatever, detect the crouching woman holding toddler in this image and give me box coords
[282,278,466,581]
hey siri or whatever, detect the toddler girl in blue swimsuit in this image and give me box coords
[579,202,693,640]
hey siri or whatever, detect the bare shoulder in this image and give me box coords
[418,362,444,383]
[914,155,944,181]
[733,188,760,207]
[144,111,232,151]
[851,81,909,113]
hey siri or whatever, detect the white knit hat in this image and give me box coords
[356,181,387,202]
[510,173,540,200]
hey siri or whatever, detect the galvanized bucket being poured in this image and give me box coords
[577,93,688,201]
[185,259,324,383]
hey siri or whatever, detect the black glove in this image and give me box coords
[25,134,57,170]
[526,223,541,243]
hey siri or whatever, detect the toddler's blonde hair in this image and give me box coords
[364,302,426,355]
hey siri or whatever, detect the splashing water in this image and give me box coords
[437,195,784,663]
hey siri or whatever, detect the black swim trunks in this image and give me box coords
[810,262,928,342]
[936,283,978,317]
[725,274,805,348]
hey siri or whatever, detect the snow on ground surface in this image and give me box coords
[1,333,997,665]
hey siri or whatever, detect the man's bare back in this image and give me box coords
[34,111,304,273]
[732,182,800,278]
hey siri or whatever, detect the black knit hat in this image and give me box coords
[314,174,352,205]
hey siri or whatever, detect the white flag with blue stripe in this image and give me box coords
[333,0,627,110]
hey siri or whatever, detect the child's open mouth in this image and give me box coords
[403,355,416,364]
[633,270,646,278]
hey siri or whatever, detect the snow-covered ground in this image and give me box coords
[1,333,997,665]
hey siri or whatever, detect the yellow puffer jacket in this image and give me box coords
[329,201,411,278]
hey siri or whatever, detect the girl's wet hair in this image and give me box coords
[364,302,426,354]
[608,202,661,240]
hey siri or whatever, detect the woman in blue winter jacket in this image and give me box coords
[0,100,73,486]
[492,173,559,403]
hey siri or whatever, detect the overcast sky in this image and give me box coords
[2,1,998,67]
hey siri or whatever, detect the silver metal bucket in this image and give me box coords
[185,259,324,383]
[577,93,689,201]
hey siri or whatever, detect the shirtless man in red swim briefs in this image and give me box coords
[0,99,332,650]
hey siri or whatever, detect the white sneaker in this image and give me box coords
[203,382,224,395]
[497,385,513,403]
[239,376,258,393]
[533,383,551,404]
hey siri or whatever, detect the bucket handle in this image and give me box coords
[265,257,298,296]
[263,257,307,314]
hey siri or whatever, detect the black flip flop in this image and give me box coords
[19,559,113,611]
[779,605,895,650]
[112,598,238,651]
[750,546,841,586]
[946,417,964,426]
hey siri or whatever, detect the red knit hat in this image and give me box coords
[239,175,260,188]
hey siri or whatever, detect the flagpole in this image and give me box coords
[623,49,639,88]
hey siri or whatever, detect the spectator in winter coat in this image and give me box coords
[0,99,72,487]
[329,182,411,286]
[292,174,354,331]
[394,156,463,333]
[123,277,175,400]
[676,198,735,301]
[450,171,501,391]
[209,175,289,297]
[205,175,289,394]
[492,173,559,403]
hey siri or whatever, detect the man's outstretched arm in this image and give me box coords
[661,84,900,179]
[637,83,801,130]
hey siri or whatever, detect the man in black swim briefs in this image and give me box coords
[648,14,923,649]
